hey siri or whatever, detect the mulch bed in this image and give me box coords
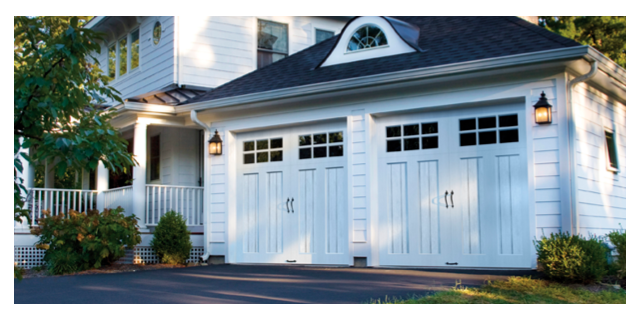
[22,262,205,279]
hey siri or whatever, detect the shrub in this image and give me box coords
[31,207,141,275]
[608,229,626,278]
[14,265,24,280]
[151,211,192,264]
[535,232,609,283]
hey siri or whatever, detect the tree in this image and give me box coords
[539,16,626,68]
[14,16,136,223]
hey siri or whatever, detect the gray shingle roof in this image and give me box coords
[184,16,580,105]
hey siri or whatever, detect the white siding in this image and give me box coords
[530,84,563,238]
[178,16,346,89]
[146,126,200,186]
[572,83,626,237]
[97,16,176,101]
[350,112,368,243]
[209,130,227,245]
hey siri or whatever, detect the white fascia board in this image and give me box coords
[122,102,176,115]
[178,45,592,114]
[84,16,106,30]
[586,47,626,84]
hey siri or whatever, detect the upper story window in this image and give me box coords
[107,28,140,82]
[347,25,388,52]
[153,21,162,45]
[315,29,334,44]
[604,128,619,172]
[257,20,288,69]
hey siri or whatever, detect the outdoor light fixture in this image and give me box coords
[208,130,223,155]
[533,91,552,124]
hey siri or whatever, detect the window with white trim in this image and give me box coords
[299,132,343,159]
[604,128,619,172]
[107,29,140,81]
[257,20,288,69]
[243,138,283,164]
[347,24,388,52]
[316,29,334,44]
[386,123,438,152]
[459,114,519,147]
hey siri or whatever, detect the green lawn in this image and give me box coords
[374,277,625,304]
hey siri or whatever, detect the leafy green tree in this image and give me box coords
[14,16,136,223]
[539,16,626,68]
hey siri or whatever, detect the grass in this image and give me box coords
[373,277,625,304]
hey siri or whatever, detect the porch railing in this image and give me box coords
[26,188,99,226]
[145,185,204,226]
[103,186,133,215]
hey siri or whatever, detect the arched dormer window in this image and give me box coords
[347,25,388,52]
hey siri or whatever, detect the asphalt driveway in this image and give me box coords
[14,264,532,304]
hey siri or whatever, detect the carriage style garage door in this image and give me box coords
[377,103,531,268]
[236,121,349,265]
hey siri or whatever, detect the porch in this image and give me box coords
[15,123,206,231]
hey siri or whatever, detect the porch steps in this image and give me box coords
[113,248,135,265]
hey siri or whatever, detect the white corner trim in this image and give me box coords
[321,17,416,67]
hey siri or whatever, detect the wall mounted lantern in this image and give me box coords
[208,130,223,155]
[534,91,552,124]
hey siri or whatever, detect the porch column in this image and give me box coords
[96,161,109,210]
[81,169,91,190]
[44,158,56,188]
[15,141,34,229]
[132,121,148,230]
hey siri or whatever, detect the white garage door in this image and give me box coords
[377,104,531,268]
[236,121,349,265]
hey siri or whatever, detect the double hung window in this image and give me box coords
[257,20,288,69]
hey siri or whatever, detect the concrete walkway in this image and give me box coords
[14,264,533,304]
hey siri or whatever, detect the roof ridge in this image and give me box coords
[501,16,579,47]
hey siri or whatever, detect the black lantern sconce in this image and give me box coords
[208,130,223,155]
[534,91,553,124]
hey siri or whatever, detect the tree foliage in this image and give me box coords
[14,16,136,223]
[539,16,626,68]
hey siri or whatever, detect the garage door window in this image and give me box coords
[243,138,283,164]
[459,115,518,146]
[386,122,438,152]
[299,132,343,159]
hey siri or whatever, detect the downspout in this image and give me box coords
[191,110,211,262]
[566,59,598,235]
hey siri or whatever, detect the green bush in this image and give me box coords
[14,265,24,280]
[608,229,626,278]
[31,207,141,275]
[151,211,192,264]
[535,232,609,283]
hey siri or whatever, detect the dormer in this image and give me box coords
[318,16,423,68]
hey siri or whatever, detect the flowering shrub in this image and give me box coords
[31,207,141,275]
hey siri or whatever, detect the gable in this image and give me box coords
[320,16,418,68]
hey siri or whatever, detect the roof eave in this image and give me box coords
[180,45,621,114]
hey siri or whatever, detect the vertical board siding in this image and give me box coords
[461,158,482,254]
[298,169,314,254]
[267,171,283,253]
[387,163,408,254]
[97,16,175,100]
[497,155,522,255]
[418,161,440,254]
[243,174,259,253]
[326,167,346,254]
[531,86,563,238]
[573,84,626,236]
[180,16,346,89]
[351,113,368,242]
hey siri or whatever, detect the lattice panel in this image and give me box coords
[14,247,45,269]
[133,246,205,264]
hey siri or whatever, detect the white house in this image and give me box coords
[15,16,626,270]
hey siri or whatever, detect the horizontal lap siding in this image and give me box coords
[531,85,562,238]
[179,16,345,89]
[351,112,367,242]
[209,130,226,243]
[573,84,626,237]
[97,17,175,100]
